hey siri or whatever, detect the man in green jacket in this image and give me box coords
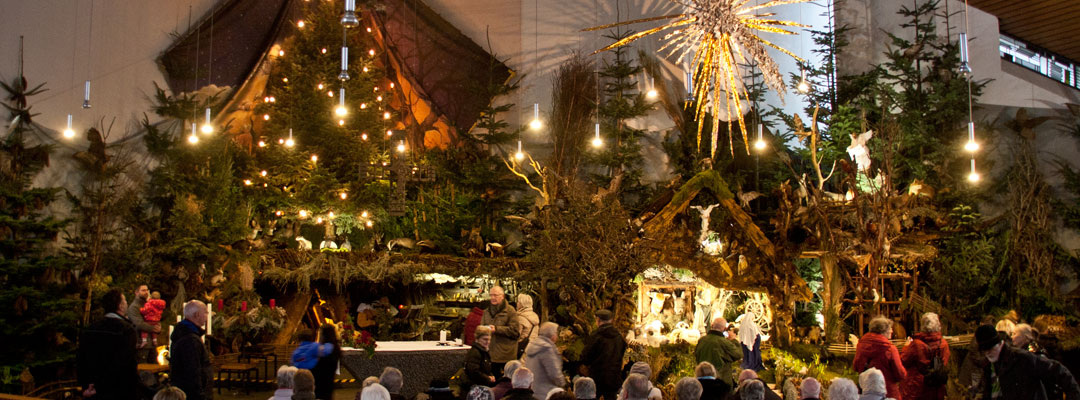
[695,317,742,389]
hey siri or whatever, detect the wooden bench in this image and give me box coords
[214,354,258,394]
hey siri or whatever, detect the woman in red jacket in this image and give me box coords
[901,313,950,400]
[854,316,907,400]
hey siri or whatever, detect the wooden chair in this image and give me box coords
[213,353,258,394]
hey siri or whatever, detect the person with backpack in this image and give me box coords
[901,313,950,400]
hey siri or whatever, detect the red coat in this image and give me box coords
[854,332,907,400]
[900,332,950,400]
[464,307,485,345]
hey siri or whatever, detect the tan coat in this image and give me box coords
[481,300,520,362]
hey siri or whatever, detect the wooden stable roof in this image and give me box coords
[970,0,1080,62]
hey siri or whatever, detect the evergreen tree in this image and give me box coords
[0,73,80,388]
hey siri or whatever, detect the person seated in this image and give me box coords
[421,379,456,400]
[292,369,317,400]
[620,362,661,400]
[464,327,496,396]
[269,365,298,400]
[622,374,653,400]
[736,380,764,400]
[798,378,821,400]
[380,367,407,400]
[827,378,858,400]
[857,368,888,400]
[727,370,780,400]
[675,377,703,400]
[503,368,536,400]
[573,377,596,400]
[694,362,729,400]
[546,388,566,400]
[362,376,381,388]
[493,361,524,400]
[547,391,576,400]
[469,387,495,400]
[154,387,187,400]
[363,383,392,400]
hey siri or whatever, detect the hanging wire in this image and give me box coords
[83,0,95,108]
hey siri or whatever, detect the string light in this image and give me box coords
[263,114,270,120]
[968,159,980,183]
[386,130,393,137]
[275,210,283,216]
[964,122,979,152]
[318,83,325,90]
[278,50,285,57]
[311,154,318,163]
[187,123,199,144]
[754,124,767,150]
[365,220,373,228]
[269,96,276,102]
[360,103,367,109]
[327,90,334,97]
[383,111,391,119]
[338,119,345,126]
[396,140,407,153]
[261,170,268,176]
[201,108,213,133]
[514,140,525,161]
[258,140,266,147]
[797,69,810,93]
[528,103,542,130]
[361,132,368,140]
[340,192,348,200]
[361,210,369,218]
[591,124,603,148]
[316,217,324,224]
[321,48,328,54]
[297,20,305,28]
[62,114,76,139]
[328,211,335,219]
[243,179,253,185]
[376,95,382,101]
[368,49,375,56]
[299,210,309,218]
[282,77,288,83]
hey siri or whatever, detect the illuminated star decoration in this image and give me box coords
[585,0,809,156]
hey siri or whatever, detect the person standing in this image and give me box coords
[128,284,161,363]
[900,313,950,400]
[524,322,566,400]
[312,324,342,400]
[77,288,139,400]
[973,324,1080,400]
[516,294,540,359]
[580,310,626,400]
[695,317,741,391]
[481,286,519,375]
[464,326,497,397]
[853,316,906,400]
[737,313,763,372]
[171,300,213,400]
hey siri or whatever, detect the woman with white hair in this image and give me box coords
[269,365,298,400]
[900,312,949,400]
[858,368,888,400]
[828,378,859,400]
[674,377,703,400]
[516,294,540,358]
[737,313,764,372]
[361,383,392,400]
[524,322,566,400]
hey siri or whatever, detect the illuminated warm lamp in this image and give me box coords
[365,220,373,227]
[260,170,268,176]
[360,103,367,109]
[328,211,335,219]
[383,111,391,119]
[591,124,603,148]
[334,89,348,116]
[967,158,980,183]
[376,95,382,101]
[299,210,308,218]
[200,108,213,134]
[278,50,285,57]
[282,77,288,83]
[389,82,394,89]
[327,90,334,97]
[258,140,266,147]
[361,210,369,218]
[362,67,369,73]
[361,132,368,140]
[263,114,270,121]
[396,141,407,153]
[275,210,283,216]
[321,48,328,54]
[316,217,323,224]
[243,179,253,186]
[528,103,542,130]
[797,69,811,94]
[340,192,348,200]
[386,130,393,136]
[278,138,285,144]
[753,124,767,151]
[311,154,319,163]
[514,140,525,161]
[646,88,658,99]
[338,119,345,126]
[62,114,76,139]
[964,121,979,152]
[264,96,270,102]
[297,20,305,28]
[269,96,276,102]
[187,123,199,144]
[318,83,325,90]
[368,49,375,56]
[366,27,372,33]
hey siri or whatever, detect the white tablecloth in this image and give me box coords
[340,341,470,397]
[353,340,468,352]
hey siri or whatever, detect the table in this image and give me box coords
[138,363,170,374]
[340,341,469,398]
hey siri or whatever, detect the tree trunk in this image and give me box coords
[820,253,845,343]
[273,290,312,345]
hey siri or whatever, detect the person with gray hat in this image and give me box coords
[972,324,1079,400]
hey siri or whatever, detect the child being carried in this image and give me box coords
[139,291,166,348]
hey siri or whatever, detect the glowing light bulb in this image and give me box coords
[201,108,213,134]
[361,133,368,140]
[646,88,658,99]
[368,49,376,56]
[316,217,323,224]
[263,114,270,120]
[360,103,367,109]
[278,50,285,57]
[338,119,345,126]
[278,138,285,144]
[188,123,199,144]
[275,210,283,217]
[340,192,348,200]
[261,170,268,176]
[591,123,603,148]
[258,140,266,147]
[282,77,288,83]
[514,140,525,161]
[328,211,335,219]
[361,210,369,218]
[383,111,391,119]
[335,100,348,117]
[754,125,766,150]
[362,67,369,73]
[243,179,253,185]
[62,114,76,139]
[269,96,276,102]
[797,70,810,93]
[318,83,325,90]
[754,138,767,150]
[529,103,542,130]
[328,91,334,97]
[386,130,393,137]
[964,140,979,152]
[311,154,318,162]
[968,171,980,182]
[286,129,295,147]
[365,220,373,228]
[396,141,406,153]
[376,95,382,101]
[297,20,305,28]
[321,48,328,54]
[366,27,372,33]
[389,82,394,89]
[299,210,308,218]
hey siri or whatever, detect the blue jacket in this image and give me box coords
[291,341,335,369]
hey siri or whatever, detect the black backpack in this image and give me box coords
[922,341,948,387]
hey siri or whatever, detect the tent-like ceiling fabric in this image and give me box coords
[159,0,303,95]
[158,0,511,150]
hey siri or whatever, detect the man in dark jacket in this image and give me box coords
[77,288,139,400]
[695,317,742,390]
[973,324,1080,400]
[481,286,519,375]
[127,284,160,363]
[171,300,213,400]
[580,310,626,400]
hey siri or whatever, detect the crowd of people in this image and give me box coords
[74,285,1080,400]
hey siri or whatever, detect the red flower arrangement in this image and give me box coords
[341,324,376,358]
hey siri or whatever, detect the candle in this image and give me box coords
[216,299,224,310]
[270,299,276,308]
[241,301,248,312]
[207,303,212,337]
